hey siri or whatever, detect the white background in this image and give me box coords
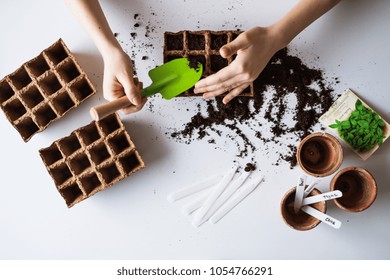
[0,0,389,260]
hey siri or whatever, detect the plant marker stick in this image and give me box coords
[294,174,307,213]
[209,176,264,224]
[167,173,222,202]
[302,190,343,206]
[192,165,238,227]
[199,170,252,225]
[303,179,321,198]
[182,190,212,216]
[301,205,342,229]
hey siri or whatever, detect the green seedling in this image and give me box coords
[329,99,385,152]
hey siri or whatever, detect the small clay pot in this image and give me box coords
[280,187,327,231]
[297,132,343,177]
[330,167,377,212]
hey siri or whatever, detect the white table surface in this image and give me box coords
[1,0,390,260]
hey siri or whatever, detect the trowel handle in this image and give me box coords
[89,85,156,121]
[90,96,131,121]
[90,74,177,121]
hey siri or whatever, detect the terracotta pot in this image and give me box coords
[280,187,327,231]
[297,132,343,177]
[330,167,377,212]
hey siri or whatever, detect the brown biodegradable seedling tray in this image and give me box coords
[39,113,145,208]
[164,30,254,97]
[0,39,96,142]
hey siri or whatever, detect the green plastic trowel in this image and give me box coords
[90,58,203,120]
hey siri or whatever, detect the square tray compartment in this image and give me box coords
[56,58,81,83]
[108,132,132,155]
[44,40,69,65]
[3,98,27,122]
[15,116,40,141]
[26,54,50,78]
[97,113,121,136]
[40,143,63,166]
[119,151,143,175]
[51,89,75,116]
[8,67,32,90]
[59,182,84,207]
[98,162,122,185]
[88,142,111,166]
[69,77,94,102]
[38,72,62,97]
[20,84,44,109]
[165,33,184,50]
[57,133,82,157]
[79,173,103,195]
[50,162,73,186]
[69,153,92,176]
[0,79,15,104]
[34,103,57,128]
[78,122,101,146]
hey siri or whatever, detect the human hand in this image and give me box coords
[194,26,282,104]
[102,48,147,114]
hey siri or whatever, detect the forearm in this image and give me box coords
[271,0,341,49]
[65,0,121,59]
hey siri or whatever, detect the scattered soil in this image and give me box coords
[244,163,256,172]
[170,47,338,168]
[116,11,162,67]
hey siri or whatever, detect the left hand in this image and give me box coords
[194,26,283,104]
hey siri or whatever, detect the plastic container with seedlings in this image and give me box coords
[320,88,390,160]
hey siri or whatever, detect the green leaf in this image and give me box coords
[341,120,351,129]
[355,99,363,111]
[352,111,360,117]
[358,120,369,128]
[377,127,383,137]
[329,123,339,128]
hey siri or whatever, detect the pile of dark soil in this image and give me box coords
[169,48,337,168]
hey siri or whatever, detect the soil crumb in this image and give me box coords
[244,163,256,172]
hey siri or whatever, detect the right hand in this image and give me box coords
[102,48,147,114]
[194,26,283,104]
